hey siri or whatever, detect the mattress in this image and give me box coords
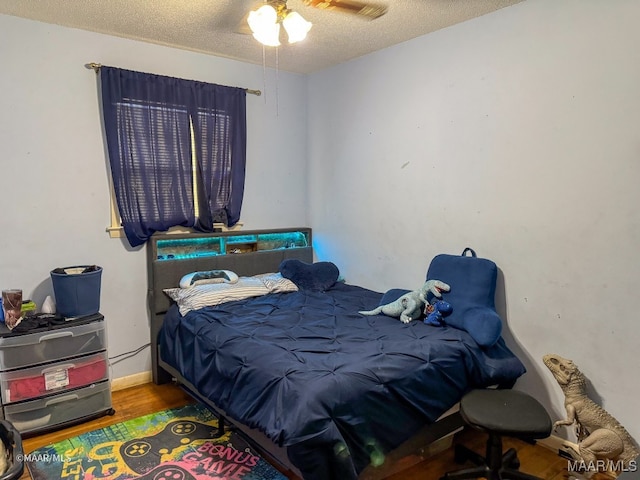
[159,282,525,479]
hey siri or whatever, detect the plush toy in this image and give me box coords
[424,299,453,326]
[359,280,450,324]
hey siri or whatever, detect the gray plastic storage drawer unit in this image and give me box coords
[0,351,109,404]
[2,381,111,434]
[0,315,106,370]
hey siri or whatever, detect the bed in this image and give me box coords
[148,228,526,480]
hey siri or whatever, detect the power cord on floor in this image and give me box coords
[108,343,150,366]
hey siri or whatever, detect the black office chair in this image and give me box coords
[0,420,24,480]
[441,389,553,480]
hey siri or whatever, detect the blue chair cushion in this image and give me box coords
[426,248,502,347]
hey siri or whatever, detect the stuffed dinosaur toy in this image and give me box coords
[359,279,450,324]
[424,299,453,326]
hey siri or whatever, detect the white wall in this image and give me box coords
[0,14,308,379]
[307,0,640,444]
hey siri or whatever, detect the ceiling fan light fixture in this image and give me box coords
[252,22,281,47]
[248,4,278,26]
[248,5,281,46]
[247,2,311,46]
[282,11,312,43]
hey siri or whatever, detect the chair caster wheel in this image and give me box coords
[453,445,468,464]
[503,447,520,469]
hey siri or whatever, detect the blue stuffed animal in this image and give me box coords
[424,299,453,326]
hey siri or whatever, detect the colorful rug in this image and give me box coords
[26,403,288,480]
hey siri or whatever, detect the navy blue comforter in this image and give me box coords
[159,282,525,479]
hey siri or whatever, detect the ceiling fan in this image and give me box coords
[241,0,388,46]
[302,0,388,20]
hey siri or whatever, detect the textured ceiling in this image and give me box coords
[0,0,524,74]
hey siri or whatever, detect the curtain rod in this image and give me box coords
[85,62,261,96]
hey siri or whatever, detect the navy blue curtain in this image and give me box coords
[192,82,247,227]
[100,67,246,247]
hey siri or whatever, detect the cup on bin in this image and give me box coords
[1,290,22,328]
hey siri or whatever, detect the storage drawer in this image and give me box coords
[0,319,106,370]
[0,351,109,404]
[2,380,111,434]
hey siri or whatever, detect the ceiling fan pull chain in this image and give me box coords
[262,44,267,104]
[275,46,280,117]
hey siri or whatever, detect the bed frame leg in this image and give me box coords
[152,361,173,385]
[215,416,226,438]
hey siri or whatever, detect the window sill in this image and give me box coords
[106,223,244,239]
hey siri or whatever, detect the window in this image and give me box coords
[100,67,247,247]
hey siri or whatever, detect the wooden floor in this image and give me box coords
[20,382,610,480]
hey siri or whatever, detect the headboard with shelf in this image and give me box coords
[147,227,313,384]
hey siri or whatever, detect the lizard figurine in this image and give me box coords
[359,279,450,324]
[543,353,639,476]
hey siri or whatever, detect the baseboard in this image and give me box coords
[111,371,152,392]
[538,433,567,453]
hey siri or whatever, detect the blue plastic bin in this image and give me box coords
[50,266,102,317]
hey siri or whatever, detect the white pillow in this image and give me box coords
[179,269,239,289]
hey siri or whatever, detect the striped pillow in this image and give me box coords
[254,272,298,294]
[164,276,270,316]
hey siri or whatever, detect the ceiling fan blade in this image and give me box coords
[303,0,388,19]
